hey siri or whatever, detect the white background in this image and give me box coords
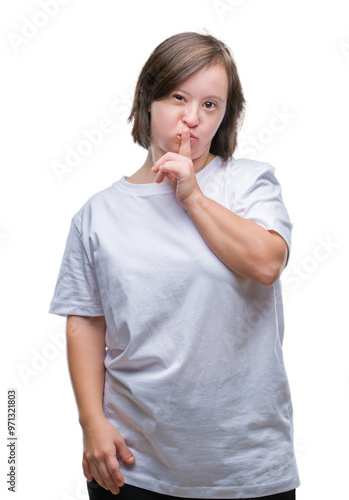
[1,1,348,498]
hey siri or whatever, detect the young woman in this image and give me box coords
[49,32,300,499]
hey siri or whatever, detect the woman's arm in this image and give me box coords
[66,315,135,495]
[182,193,288,287]
[67,315,106,425]
[152,129,288,286]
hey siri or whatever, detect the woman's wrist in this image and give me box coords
[79,411,107,430]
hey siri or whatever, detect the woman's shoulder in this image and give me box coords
[227,156,275,176]
[224,156,278,188]
[218,156,285,204]
[71,183,116,227]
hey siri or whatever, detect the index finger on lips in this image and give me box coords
[179,128,192,159]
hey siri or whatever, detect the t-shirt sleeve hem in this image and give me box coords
[48,301,105,318]
[265,219,292,267]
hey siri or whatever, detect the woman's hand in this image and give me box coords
[82,416,135,495]
[151,128,203,209]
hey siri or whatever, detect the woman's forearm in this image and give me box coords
[183,192,288,286]
[66,315,107,428]
[66,315,135,493]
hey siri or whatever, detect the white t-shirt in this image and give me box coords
[49,156,300,498]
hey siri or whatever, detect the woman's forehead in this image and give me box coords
[175,64,229,99]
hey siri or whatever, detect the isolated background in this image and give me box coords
[1,1,348,498]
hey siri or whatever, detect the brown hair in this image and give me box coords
[127,31,246,160]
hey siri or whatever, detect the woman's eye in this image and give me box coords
[204,101,216,109]
[173,94,185,101]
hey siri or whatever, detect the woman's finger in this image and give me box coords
[154,159,188,184]
[154,165,168,183]
[82,455,93,482]
[89,460,121,495]
[179,128,192,159]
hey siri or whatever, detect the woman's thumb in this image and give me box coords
[117,439,135,464]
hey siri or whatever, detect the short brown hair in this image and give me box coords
[127,31,246,160]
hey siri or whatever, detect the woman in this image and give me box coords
[49,32,300,499]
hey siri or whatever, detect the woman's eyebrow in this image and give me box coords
[176,89,225,102]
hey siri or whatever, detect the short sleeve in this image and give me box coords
[229,161,293,259]
[48,217,104,318]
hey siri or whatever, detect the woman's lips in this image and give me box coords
[178,133,197,142]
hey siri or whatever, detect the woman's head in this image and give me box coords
[128,31,246,161]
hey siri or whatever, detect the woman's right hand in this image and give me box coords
[82,416,135,495]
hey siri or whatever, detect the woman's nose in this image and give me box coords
[182,105,199,128]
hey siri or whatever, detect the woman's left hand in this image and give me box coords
[152,128,203,210]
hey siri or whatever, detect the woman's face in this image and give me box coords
[148,64,229,162]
